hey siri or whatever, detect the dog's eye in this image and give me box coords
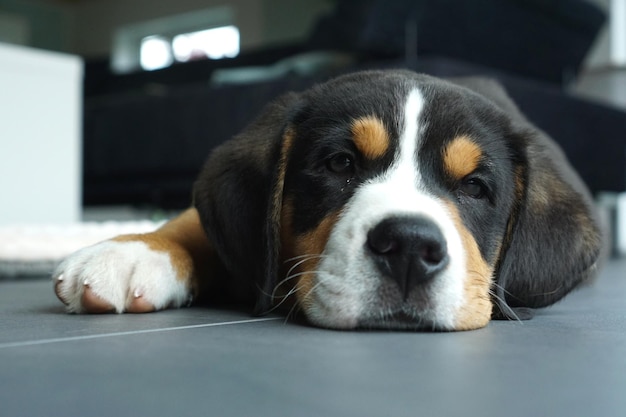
[459,178,485,199]
[326,153,354,174]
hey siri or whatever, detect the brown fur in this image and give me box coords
[442,136,483,180]
[351,116,390,159]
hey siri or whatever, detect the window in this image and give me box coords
[139,36,172,71]
[112,7,237,74]
[139,25,239,71]
[172,26,240,61]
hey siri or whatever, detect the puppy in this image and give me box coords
[54,70,603,331]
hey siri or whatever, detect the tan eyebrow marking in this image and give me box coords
[351,116,390,159]
[442,135,483,179]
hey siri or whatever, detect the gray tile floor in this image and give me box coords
[2,259,626,417]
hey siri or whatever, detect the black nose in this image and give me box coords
[366,216,449,299]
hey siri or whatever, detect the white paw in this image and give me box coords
[53,239,192,313]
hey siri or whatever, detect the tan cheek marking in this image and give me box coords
[280,201,340,309]
[351,116,390,159]
[443,201,494,330]
[443,135,483,180]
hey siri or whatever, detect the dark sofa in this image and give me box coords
[82,0,626,209]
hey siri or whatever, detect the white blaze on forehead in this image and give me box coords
[304,87,466,330]
[394,88,423,183]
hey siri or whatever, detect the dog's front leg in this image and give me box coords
[53,208,214,313]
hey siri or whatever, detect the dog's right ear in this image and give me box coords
[192,92,302,314]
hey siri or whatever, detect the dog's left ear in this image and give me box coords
[452,78,605,319]
[193,92,302,315]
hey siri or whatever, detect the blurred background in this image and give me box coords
[1,0,626,274]
[0,0,625,218]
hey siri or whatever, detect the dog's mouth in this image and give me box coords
[357,309,439,331]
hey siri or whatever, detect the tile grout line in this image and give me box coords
[0,317,283,350]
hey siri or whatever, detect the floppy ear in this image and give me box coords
[494,128,604,318]
[193,92,301,315]
[452,77,605,319]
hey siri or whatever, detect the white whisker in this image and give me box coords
[284,255,323,284]
[284,278,327,324]
[283,254,329,264]
[488,289,523,323]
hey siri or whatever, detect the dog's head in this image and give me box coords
[194,70,603,331]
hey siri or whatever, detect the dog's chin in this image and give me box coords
[302,299,452,331]
[356,311,443,332]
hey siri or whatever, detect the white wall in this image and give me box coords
[0,0,74,53]
[73,0,262,57]
[0,43,83,225]
[573,0,626,110]
[0,12,30,46]
[583,0,610,67]
[71,0,331,58]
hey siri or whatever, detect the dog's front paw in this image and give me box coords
[53,236,193,313]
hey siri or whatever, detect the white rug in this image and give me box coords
[0,220,164,277]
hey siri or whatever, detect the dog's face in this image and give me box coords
[279,73,519,330]
[195,70,602,331]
